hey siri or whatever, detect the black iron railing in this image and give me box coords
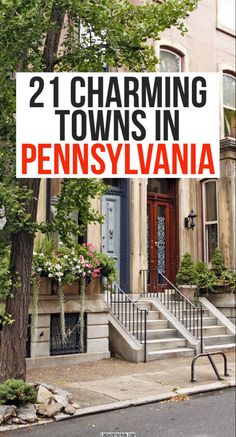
[141,268,203,344]
[105,281,148,362]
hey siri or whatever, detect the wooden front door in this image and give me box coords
[147,179,178,292]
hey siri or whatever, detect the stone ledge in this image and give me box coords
[26,351,110,369]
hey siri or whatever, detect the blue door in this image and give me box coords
[102,179,130,292]
[102,194,121,284]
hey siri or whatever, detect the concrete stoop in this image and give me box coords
[108,296,235,362]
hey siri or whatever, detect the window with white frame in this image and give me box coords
[159,48,182,72]
[223,73,236,138]
[217,0,236,34]
[202,180,218,264]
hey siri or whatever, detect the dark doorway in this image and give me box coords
[147,179,179,291]
[102,179,130,292]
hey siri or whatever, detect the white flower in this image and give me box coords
[48,273,53,278]
[56,272,64,277]
[55,264,62,270]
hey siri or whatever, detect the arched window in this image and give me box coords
[159,48,182,73]
[223,72,236,138]
[202,180,218,264]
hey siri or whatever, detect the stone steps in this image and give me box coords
[148,347,194,361]
[204,343,236,352]
[137,328,179,340]
[113,311,163,322]
[146,337,186,352]
[109,295,235,362]
[186,325,226,336]
[146,319,168,329]
[182,316,217,326]
[203,334,236,346]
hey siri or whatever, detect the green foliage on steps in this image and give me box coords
[176,252,196,286]
[211,247,226,278]
[195,261,217,293]
[176,249,236,293]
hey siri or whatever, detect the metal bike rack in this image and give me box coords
[191,351,230,382]
[191,303,230,382]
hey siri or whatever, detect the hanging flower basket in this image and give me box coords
[31,241,117,349]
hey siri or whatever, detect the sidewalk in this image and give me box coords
[27,350,236,419]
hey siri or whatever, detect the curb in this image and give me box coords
[55,378,236,421]
[0,378,235,431]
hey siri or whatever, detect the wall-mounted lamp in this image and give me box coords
[184,209,197,230]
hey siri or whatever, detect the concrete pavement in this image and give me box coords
[26,350,235,420]
[0,351,235,433]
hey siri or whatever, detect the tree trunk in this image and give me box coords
[0,179,40,382]
[0,2,64,382]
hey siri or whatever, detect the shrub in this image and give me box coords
[220,269,236,292]
[211,248,226,278]
[195,261,217,293]
[176,253,196,286]
[0,379,36,405]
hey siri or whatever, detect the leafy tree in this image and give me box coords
[0,0,199,382]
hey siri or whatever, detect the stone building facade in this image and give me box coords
[29,0,235,366]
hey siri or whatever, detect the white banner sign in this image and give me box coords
[16,72,220,178]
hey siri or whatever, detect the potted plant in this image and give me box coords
[210,248,235,293]
[176,252,197,301]
[195,261,217,294]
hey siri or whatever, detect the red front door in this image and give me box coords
[147,180,178,292]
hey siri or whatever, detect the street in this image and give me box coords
[4,388,235,437]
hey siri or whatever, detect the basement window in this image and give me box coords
[50,313,87,355]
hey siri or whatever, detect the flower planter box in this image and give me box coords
[86,278,101,296]
[212,284,232,294]
[38,277,52,295]
[34,277,100,296]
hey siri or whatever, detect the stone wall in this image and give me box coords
[205,292,236,325]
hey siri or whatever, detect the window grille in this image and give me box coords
[50,313,86,355]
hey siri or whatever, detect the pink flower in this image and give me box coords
[92,268,101,278]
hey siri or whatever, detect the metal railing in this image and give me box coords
[104,281,148,362]
[140,268,203,344]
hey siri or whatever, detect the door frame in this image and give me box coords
[102,179,130,292]
[147,180,179,288]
